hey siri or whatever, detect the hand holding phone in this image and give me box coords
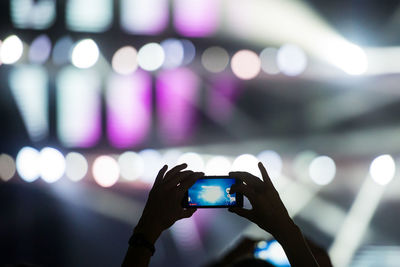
[182,176,243,208]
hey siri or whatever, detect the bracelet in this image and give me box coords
[128,233,156,256]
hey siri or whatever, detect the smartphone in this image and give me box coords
[254,239,290,266]
[182,176,243,208]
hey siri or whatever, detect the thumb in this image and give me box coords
[228,207,253,220]
[180,208,197,219]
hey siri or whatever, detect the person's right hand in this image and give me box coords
[229,162,294,237]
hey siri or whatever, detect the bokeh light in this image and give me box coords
[16,147,40,182]
[205,156,231,175]
[260,47,280,75]
[369,155,395,185]
[309,155,336,185]
[231,50,261,80]
[92,155,120,187]
[0,154,16,181]
[326,42,367,75]
[65,152,88,182]
[139,149,163,184]
[29,34,52,64]
[293,150,318,182]
[161,38,184,69]
[232,154,259,177]
[137,43,165,71]
[162,149,182,167]
[111,46,138,75]
[52,36,74,65]
[177,152,205,172]
[277,44,307,76]
[71,39,99,69]
[118,152,144,181]
[39,147,66,183]
[0,35,23,64]
[257,150,283,179]
[201,46,229,73]
[181,39,196,65]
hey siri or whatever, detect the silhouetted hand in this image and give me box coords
[229,162,293,238]
[134,164,204,243]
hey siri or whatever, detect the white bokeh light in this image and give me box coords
[277,44,307,76]
[257,150,283,179]
[0,35,23,64]
[16,147,40,182]
[205,156,231,175]
[71,39,100,69]
[309,155,336,185]
[137,43,165,71]
[139,149,163,184]
[260,47,280,75]
[39,147,66,183]
[177,152,204,172]
[369,154,395,185]
[325,42,367,75]
[118,151,144,181]
[111,46,138,75]
[65,152,88,182]
[201,46,229,73]
[92,155,120,187]
[161,38,184,69]
[162,149,182,168]
[231,50,261,80]
[232,154,259,177]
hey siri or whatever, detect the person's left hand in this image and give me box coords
[134,164,203,244]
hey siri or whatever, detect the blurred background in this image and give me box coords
[1,0,400,266]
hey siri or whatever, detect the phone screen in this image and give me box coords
[254,240,290,266]
[184,177,242,208]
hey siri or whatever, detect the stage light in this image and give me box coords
[293,150,318,182]
[260,48,280,75]
[57,67,101,147]
[369,155,395,185]
[52,36,74,65]
[173,0,220,37]
[205,156,231,175]
[138,149,163,184]
[207,76,238,122]
[325,42,367,75]
[156,68,200,145]
[11,0,56,29]
[0,154,16,181]
[0,35,23,64]
[71,39,99,69]
[66,0,113,32]
[177,152,205,172]
[232,154,259,177]
[161,39,184,69]
[201,46,229,73]
[137,43,165,71]
[118,152,144,181]
[92,155,120,187]
[16,147,40,182]
[39,147,65,183]
[257,150,282,179]
[9,66,49,142]
[181,39,196,66]
[161,149,182,167]
[309,156,336,185]
[277,44,307,76]
[106,71,152,148]
[65,152,88,182]
[29,34,52,64]
[111,46,138,75]
[120,0,168,35]
[231,50,261,80]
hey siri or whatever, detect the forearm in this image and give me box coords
[273,220,319,267]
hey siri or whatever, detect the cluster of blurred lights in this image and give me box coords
[3,149,397,187]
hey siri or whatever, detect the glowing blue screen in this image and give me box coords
[188,178,237,206]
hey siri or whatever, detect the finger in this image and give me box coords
[229,171,262,186]
[178,172,204,191]
[228,207,253,220]
[166,170,194,188]
[180,208,197,219]
[258,162,276,190]
[229,183,256,203]
[163,163,188,182]
[153,165,168,187]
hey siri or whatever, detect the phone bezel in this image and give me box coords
[182,176,243,208]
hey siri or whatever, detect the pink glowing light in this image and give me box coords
[173,0,220,37]
[106,71,152,148]
[156,68,200,145]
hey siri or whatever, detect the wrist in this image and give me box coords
[272,218,300,244]
[134,218,162,245]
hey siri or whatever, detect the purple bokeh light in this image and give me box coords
[173,0,220,37]
[107,71,152,148]
[29,34,52,64]
[156,68,200,145]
